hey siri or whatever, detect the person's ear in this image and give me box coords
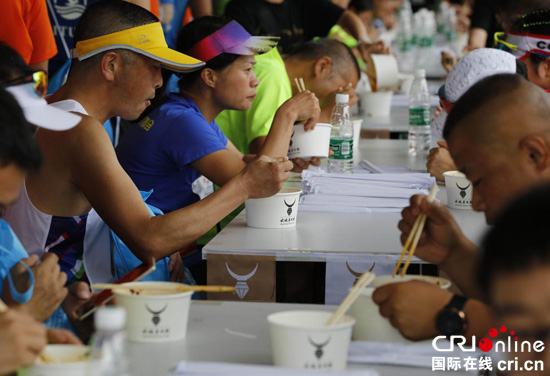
[200,68,217,88]
[100,51,119,82]
[313,56,333,79]
[519,135,550,172]
[537,58,550,84]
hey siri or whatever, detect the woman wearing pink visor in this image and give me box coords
[116,17,320,253]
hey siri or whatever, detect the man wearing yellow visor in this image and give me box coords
[494,9,550,91]
[5,0,293,329]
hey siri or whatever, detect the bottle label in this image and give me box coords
[329,138,353,160]
[418,37,433,47]
[398,38,412,52]
[409,107,431,126]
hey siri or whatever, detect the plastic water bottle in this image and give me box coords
[328,94,353,173]
[408,69,431,155]
[88,307,131,376]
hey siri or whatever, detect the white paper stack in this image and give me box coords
[173,361,379,376]
[348,341,482,369]
[299,164,436,213]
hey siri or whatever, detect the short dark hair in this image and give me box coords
[349,0,374,12]
[498,0,550,27]
[0,88,41,172]
[0,43,33,83]
[286,38,361,82]
[510,9,550,70]
[71,0,159,72]
[443,74,527,141]
[175,16,239,91]
[479,184,550,297]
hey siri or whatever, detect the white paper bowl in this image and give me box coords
[443,171,473,210]
[245,188,301,229]
[287,123,332,161]
[367,54,399,90]
[267,310,355,370]
[113,282,193,343]
[351,275,450,342]
[18,345,90,376]
[360,91,393,117]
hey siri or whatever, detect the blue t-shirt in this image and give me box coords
[116,94,228,213]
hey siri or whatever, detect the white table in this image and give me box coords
[127,301,469,376]
[203,140,488,263]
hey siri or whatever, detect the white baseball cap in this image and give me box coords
[6,83,81,131]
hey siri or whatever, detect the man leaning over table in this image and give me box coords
[4,0,293,333]
[216,38,360,171]
[373,74,550,342]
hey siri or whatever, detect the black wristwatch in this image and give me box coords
[436,294,469,336]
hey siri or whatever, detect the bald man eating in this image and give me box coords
[373,74,550,341]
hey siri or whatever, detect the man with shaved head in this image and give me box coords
[372,74,550,341]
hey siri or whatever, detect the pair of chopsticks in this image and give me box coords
[393,184,438,278]
[79,257,157,321]
[91,283,235,293]
[294,77,306,93]
[326,270,376,326]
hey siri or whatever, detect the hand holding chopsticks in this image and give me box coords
[326,270,376,326]
[393,184,438,278]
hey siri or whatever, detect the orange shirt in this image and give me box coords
[0,0,57,65]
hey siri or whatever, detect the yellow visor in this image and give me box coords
[71,22,205,72]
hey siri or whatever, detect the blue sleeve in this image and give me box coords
[159,0,175,4]
[212,120,228,147]
[162,111,228,169]
[0,220,29,292]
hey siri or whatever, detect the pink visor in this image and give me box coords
[187,20,279,62]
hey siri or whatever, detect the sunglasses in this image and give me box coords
[494,32,518,53]
[3,70,48,98]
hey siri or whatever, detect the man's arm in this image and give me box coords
[189,0,212,18]
[68,116,292,261]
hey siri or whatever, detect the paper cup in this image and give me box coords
[367,54,399,91]
[351,275,450,342]
[268,310,355,370]
[360,91,393,117]
[287,123,331,161]
[114,282,193,343]
[245,188,301,229]
[443,171,473,209]
[18,345,90,376]
[397,73,414,95]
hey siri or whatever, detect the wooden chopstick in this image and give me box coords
[326,271,376,326]
[294,77,306,93]
[0,299,8,313]
[91,283,236,293]
[393,184,438,278]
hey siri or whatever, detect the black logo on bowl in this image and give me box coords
[146,304,167,326]
[284,199,296,216]
[456,182,471,198]
[309,336,331,359]
[289,130,295,148]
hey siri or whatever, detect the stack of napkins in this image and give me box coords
[299,163,436,213]
[173,361,379,376]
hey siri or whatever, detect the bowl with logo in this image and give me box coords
[443,171,473,209]
[245,187,302,229]
[351,275,451,342]
[267,310,355,370]
[287,123,332,161]
[113,282,193,343]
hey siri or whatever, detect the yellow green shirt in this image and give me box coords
[216,48,292,154]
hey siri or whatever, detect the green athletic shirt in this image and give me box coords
[216,48,292,154]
